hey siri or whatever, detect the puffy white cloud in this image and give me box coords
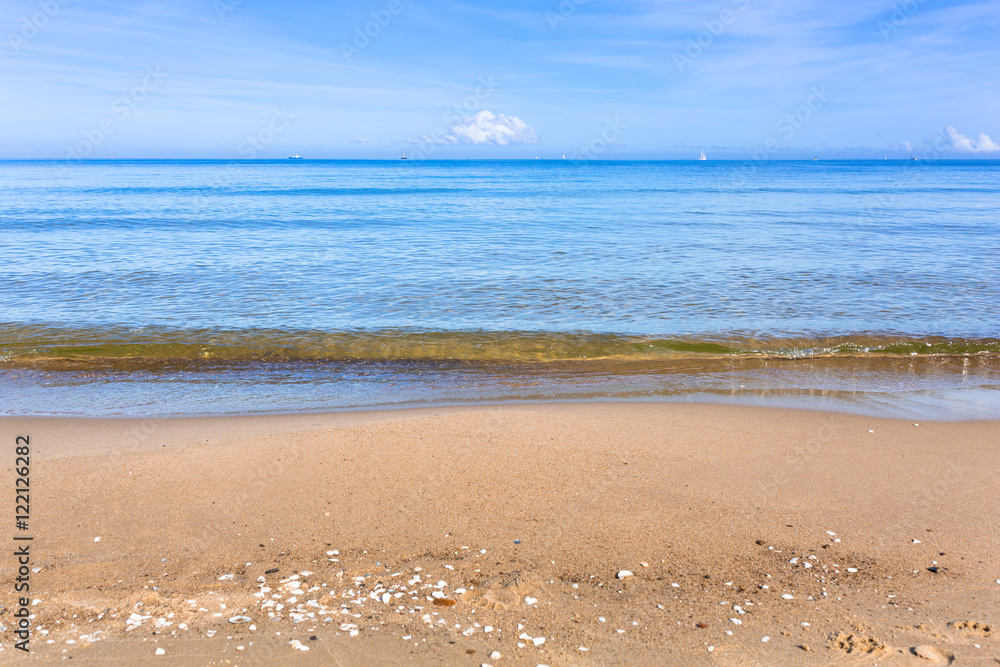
[446,111,538,146]
[410,111,538,151]
[945,126,1000,152]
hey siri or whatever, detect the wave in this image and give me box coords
[1,324,998,369]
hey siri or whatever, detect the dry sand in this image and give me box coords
[0,402,997,665]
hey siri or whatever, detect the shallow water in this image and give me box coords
[1,159,998,417]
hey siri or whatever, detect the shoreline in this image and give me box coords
[1,402,998,664]
[7,395,1000,422]
[4,390,1000,423]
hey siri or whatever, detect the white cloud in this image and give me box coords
[443,111,538,146]
[945,126,1000,152]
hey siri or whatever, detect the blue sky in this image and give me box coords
[2,0,998,159]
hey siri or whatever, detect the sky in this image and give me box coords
[1,0,999,159]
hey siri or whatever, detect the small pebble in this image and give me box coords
[490,651,501,659]
[762,636,770,642]
[617,570,633,579]
[781,594,794,600]
[155,648,165,656]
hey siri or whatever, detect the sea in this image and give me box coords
[1,159,998,418]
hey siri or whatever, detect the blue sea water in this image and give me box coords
[1,159,998,417]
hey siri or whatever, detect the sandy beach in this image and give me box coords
[1,402,997,665]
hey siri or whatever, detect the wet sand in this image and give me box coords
[0,403,997,665]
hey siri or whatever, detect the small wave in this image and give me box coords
[1,325,998,370]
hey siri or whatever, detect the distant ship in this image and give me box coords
[911,156,918,161]
[400,151,407,160]
[288,154,303,160]
[699,150,707,160]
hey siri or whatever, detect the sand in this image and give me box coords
[0,402,997,665]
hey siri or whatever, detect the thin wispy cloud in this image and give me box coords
[0,0,997,158]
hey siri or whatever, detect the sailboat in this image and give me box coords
[699,150,707,160]
[400,151,407,160]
